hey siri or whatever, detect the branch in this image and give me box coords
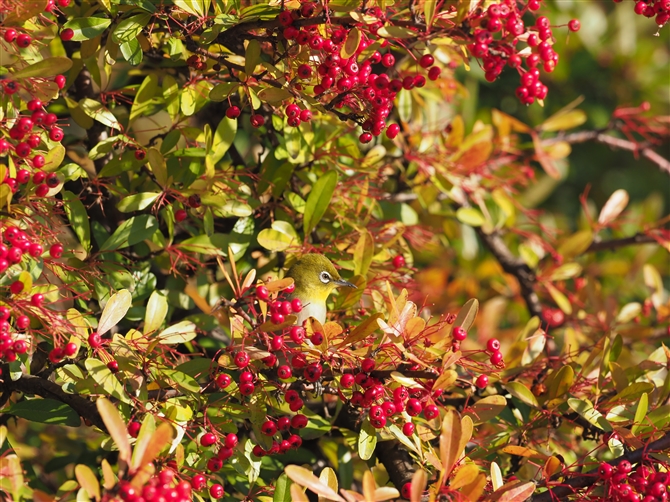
[548,130,670,175]
[0,374,106,432]
[531,431,670,502]
[585,233,657,253]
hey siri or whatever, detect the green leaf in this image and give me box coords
[632,392,648,435]
[100,215,159,251]
[377,25,416,38]
[173,0,209,17]
[257,225,297,252]
[80,98,121,130]
[157,320,197,344]
[119,39,143,66]
[161,369,200,393]
[117,192,161,213]
[12,57,73,79]
[7,399,80,426]
[541,110,587,132]
[273,474,292,502]
[549,263,582,281]
[358,419,377,460]
[63,16,112,41]
[210,116,237,165]
[62,190,91,252]
[257,87,292,104]
[546,283,573,315]
[456,207,486,227]
[112,13,151,44]
[130,74,159,123]
[85,359,132,404]
[353,230,374,276]
[568,398,610,431]
[245,39,261,76]
[144,291,168,335]
[557,230,593,259]
[504,382,539,408]
[452,299,479,332]
[303,170,338,235]
[209,82,240,102]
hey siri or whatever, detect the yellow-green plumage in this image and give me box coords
[285,254,355,324]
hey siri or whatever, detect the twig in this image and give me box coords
[585,233,657,253]
[547,130,670,175]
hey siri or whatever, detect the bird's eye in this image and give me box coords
[319,271,331,284]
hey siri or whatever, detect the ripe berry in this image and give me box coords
[15,143,31,158]
[297,64,312,79]
[568,19,580,31]
[288,325,305,344]
[191,474,206,491]
[381,53,395,67]
[49,348,64,363]
[107,360,119,373]
[486,338,501,352]
[340,373,355,388]
[428,66,441,80]
[44,113,58,126]
[361,358,376,373]
[128,421,141,438]
[216,373,231,388]
[4,29,17,43]
[49,127,64,142]
[401,482,412,499]
[226,106,241,119]
[255,285,269,300]
[16,315,30,329]
[475,375,489,389]
[359,132,373,144]
[134,149,146,160]
[200,432,217,447]
[452,326,467,341]
[16,34,32,48]
[490,350,503,365]
[10,280,24,295]
[402,422,415,436]
[419,54,435,68]
[60,28,74,41]
[224,433,238,449]
[304,362,323,382]
[261,420,277,436]
[31,293,44,306]
[406,398,422,416]
[291,414,308,429]
[64,342,78,356]
[299,109,312,122]
[13,340,27,354]
[392,255,405,268]
[207,457,223,471]
[234,351,250,368]
[250,114,265,128]
[54,75,67,89]
[423,404,439,420]
[277,365,292,379]
[88,332,102,348]
[617,460,632,474]
[175,209,188,222]
[270,312,285,324]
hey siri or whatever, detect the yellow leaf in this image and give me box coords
[541,109,587,132]
[409,470,427,502]
[284,465,345,502]
[450,463,480,490]
[144,291,168,335]
[458,473,487,501]
[501,445,548,459]
[318,467,339,502]
[98,289,132,335]
[362,471,375,502]
[138,423,174,470]
[97,398,132,465]
[75,464,101,501]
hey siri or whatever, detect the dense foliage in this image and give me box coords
[0,0,668,501]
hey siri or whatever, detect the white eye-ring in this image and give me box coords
[319,271,331,284]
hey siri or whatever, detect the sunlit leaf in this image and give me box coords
[144,291,168,335]
[341,27,361,59]
[86,359,132,404]
[358,419,377,461]
[12,57,73,78]
[157,320,197,344]
[284,465,345,502]
[96,397,131,464]
[75,464,100,501]
[505,382,539,408]
[98,289,133,335]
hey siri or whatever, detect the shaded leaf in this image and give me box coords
[541,110,587,132]
[440,409,462,475]
[452,299,479,333]
[7,399,80,426]
[303,170,338,235]
[100,215,159,251]
[62,190,91,252]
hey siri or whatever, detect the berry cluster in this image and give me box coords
[256,283,303,325]
[111,468,196,502]
[0,77,67,198]
[598,460,670,502]
[627,0,670,27]
[464,1,581,104]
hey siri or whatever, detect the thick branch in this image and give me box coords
[1,374,106,432]
[531,431,670,502]
[474,227,543,319]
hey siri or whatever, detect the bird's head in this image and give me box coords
[286,254,355,305]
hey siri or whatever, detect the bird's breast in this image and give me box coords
[295,301,327,325]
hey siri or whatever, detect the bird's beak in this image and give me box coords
[334,279,356,289]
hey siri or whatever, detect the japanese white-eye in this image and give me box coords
[285,254,355,324]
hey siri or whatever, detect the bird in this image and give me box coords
[285,253,356,325]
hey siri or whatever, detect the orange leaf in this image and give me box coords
[440,409,463,476]
[450,464,480,490]
[410,469,427,502]
[75,464,101,501]
[96,397,131,466]
[459,473,487,500]
[498,481,536,501]
[501,445,548,459]
[138,423,174,469]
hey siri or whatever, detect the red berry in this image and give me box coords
[13,340,27,354]
[568,19,580,32]
[290,325,305,344]
[359,132,373,144]
[128,421,141,438]
[175,209,188,222]
[49,127,64,142]
[386,124,400,139]
[16,315,30,329]
[423,404,439,420]
[401,482,412,499]
[255,285,269,300]
[134,149,146,160]
[250,114,265,128]
[16,34,32,48]
[419,54,435,68]
[361,357,376,373]
[599,462,613,479]
[490,350,503,365]
[207,457,223,472]
[291,414,308,429]
[381,53,395,67]
[107,360,119,373]
[224,433,238,449]
[64,342,78,356]
[261,420,277,436]
[340,373,355,388]
[54,75,66,89]
[486,338,501,352]
[277,365,292,379]
[4,29,17,43]
[452,326,467,341]
[475,375,489,389]
[88,332,102,348]
[226,106,241,119]
[49,348,64,364]
[49,243,64,258]
[406,398,422,416]
[402,422,415,436]
[191,474,206,491]
[10,281,24,295]
[299,109,312,122]
[216,373,231,388]
[30,293,44,306]
[392,255,405,268]
[60,28,74,41]
[234,351,250,368]
[200,432,217,447]
[428,66,441,80]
